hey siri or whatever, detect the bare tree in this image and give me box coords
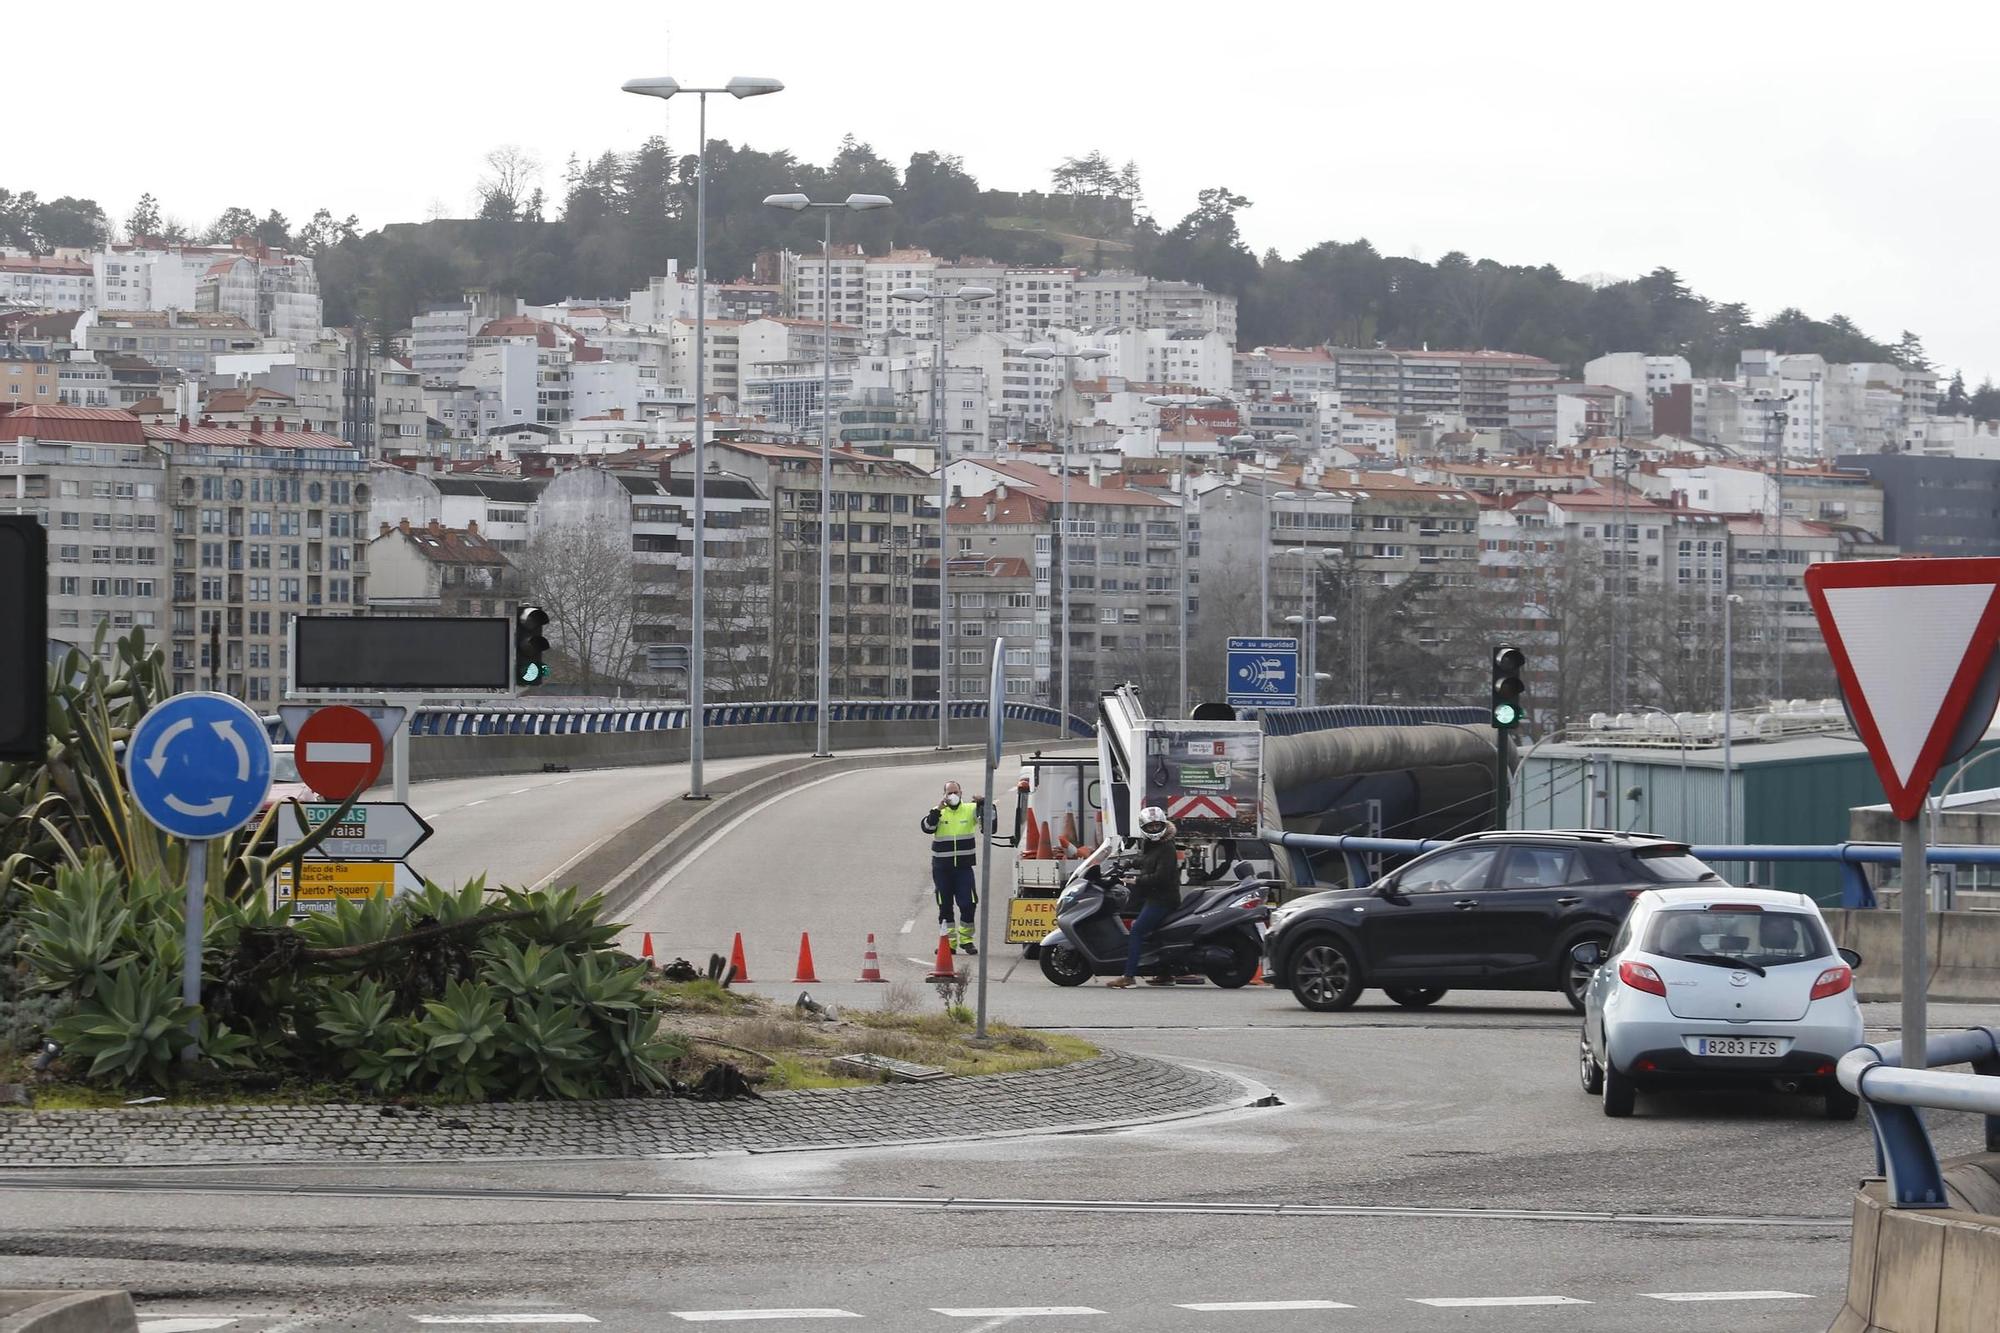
[514,524,636,693]
[477,145,540,222]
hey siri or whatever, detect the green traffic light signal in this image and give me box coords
[515,606,551,688]
[1490,644,1526,731]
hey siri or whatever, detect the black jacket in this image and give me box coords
[1129,838,1182,908]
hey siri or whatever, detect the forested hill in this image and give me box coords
[6,138,1980,397]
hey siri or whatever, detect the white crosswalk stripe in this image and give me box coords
[670,1314,862,1324]
[1410,1296,1590,1307]
[1176,1300,1357,1311]
[1641,1291,1814,1302]
[410,1318,600,1326]
[931,1309,1104,1319]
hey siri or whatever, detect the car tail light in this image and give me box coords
[1618,960,1666,996]
[1810,965,1852,1000]
[1624,889,1644,901]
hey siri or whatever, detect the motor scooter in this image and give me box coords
[1038,860,1271,988]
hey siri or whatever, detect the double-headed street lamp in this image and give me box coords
[892,285,998,747]
[622,73,783,800]
[762,192,893,758]
[1023,344,1109,733]
[1145,394,1223,717]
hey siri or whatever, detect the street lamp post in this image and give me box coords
[1145,394,1224,717]
[762,192,893,758]
[1722,591,1742,858]
[1636,705,1690,837]
[1023,344,1110,733]
[1229,432,1296,637]
[896,286,999,746]
[623,74,783,800]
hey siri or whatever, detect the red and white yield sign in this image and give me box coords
[293,705,387,801]
[1805,558,2000,820]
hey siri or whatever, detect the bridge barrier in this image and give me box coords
[0,1289,138,1332]
[1830,1030,2000,1330]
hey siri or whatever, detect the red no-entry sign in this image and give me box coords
[294,705,387,801]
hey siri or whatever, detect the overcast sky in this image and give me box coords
[17,1,1999,381]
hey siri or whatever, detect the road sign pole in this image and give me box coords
[975,642,1005,1039]
[1902,815,1928,1071]
[392,711,410,805]
[181,840,208,1059]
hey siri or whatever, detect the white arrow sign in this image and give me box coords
[274,802,434,861]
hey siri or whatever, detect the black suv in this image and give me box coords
[1263,831,1723,1013]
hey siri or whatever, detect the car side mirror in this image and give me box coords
[1570,941,1606,968]
[1838,947,1862,970]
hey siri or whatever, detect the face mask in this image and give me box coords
[945,794,962,807]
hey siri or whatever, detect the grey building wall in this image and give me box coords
[1835,453,2000,557]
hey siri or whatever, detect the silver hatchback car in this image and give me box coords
[1573,887,1864,1119]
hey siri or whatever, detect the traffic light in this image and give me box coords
[0,517,47,758]
[1490,644,1526,730]
[515,605,551,687]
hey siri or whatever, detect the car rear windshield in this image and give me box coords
[1627,849,1718,883]
[272,751,300,783]
[1641,908,1831,965]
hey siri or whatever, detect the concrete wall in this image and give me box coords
[0,1290,137,1332]
[402,717,1063,784]
[1830,1166,2000,1333]
[1824,909,2000,1003]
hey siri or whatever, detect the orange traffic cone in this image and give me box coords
[1022,809,1042,859]
[858,933,887,982]
[641,932,656,966]
[728,932,752,984]
[793,932,820,984]
[1251,959,1265,985]
[1061,811,1079,849]
[928,933,957,979]
[1039,817,1056,859]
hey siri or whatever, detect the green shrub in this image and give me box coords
[48,960,194,1084]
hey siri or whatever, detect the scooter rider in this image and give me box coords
[1105,805,1180,989]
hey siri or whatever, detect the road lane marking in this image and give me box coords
[899,918,915,934]
[464,799,486,807]
[137,1321,241,1331]
[1410,1296,1589,1307]
[672,1304,860,1320]
[1177,1301,1356,1311]
[509,788,533,795]
[1641,1291,1814,1302]
[410,1319,600,1326]
[932,1310,1102,1319]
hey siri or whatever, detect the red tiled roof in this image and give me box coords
[0,256,91,276]
[947,492,1051,525]
[140,421,349,449]
[0,404,148,445]
[971,459,1174,508]
[379,522,511,566]
[206,386,295,413]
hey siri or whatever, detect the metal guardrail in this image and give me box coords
[1258,829,2000,906]
[272,700,1095,743]
[1837,1029,2000,1208]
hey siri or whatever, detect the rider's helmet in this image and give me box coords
[1137,806,1176,842]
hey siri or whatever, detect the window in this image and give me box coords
[1498,847,1588,889]
[1641,908,1830,966]
[1396,847,1501,894]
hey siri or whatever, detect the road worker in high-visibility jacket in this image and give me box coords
[920,780,990,954]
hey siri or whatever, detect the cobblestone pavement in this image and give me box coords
[0,1052,1244,1168]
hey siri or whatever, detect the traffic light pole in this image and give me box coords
[1494,726,1509,831]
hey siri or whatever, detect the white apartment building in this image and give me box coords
[1583,352,1692,433]
[1096,327,1233,394]
[666,318,743,404]
[784,247,869,331]
[411,303,476,385]
[1070,273,1238,344]
[194,248,322,343]
[2,254,94,311]
[1003,268,1080,334]
[1235,346,1342,402]
[92,243,241,314]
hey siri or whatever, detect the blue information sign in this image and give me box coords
[1226,636,1300,709]
[125,691,274,839]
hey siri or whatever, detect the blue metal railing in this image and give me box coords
[1837,1029,2000,1208]
[1259,829,2000,905]
[275,700,1095,744]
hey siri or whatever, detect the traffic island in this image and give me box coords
[1828,1156,2000,1333]
[0,1289,137,1333]
[0,1050,1245,1168]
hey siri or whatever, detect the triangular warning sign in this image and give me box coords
[1806,558,2000,821]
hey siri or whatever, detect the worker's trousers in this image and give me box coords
[932,860,977,942]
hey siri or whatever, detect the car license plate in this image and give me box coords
[1689,1036,1785,1058]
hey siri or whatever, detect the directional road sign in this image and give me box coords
[1225,636,1300,709]
[277,859,425,905]
[292,705,387,801]
[126,691,273,839]
[274,801,433,861]
[1805,557,2000,820]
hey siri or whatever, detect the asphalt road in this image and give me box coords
[6,750,1996,1332]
